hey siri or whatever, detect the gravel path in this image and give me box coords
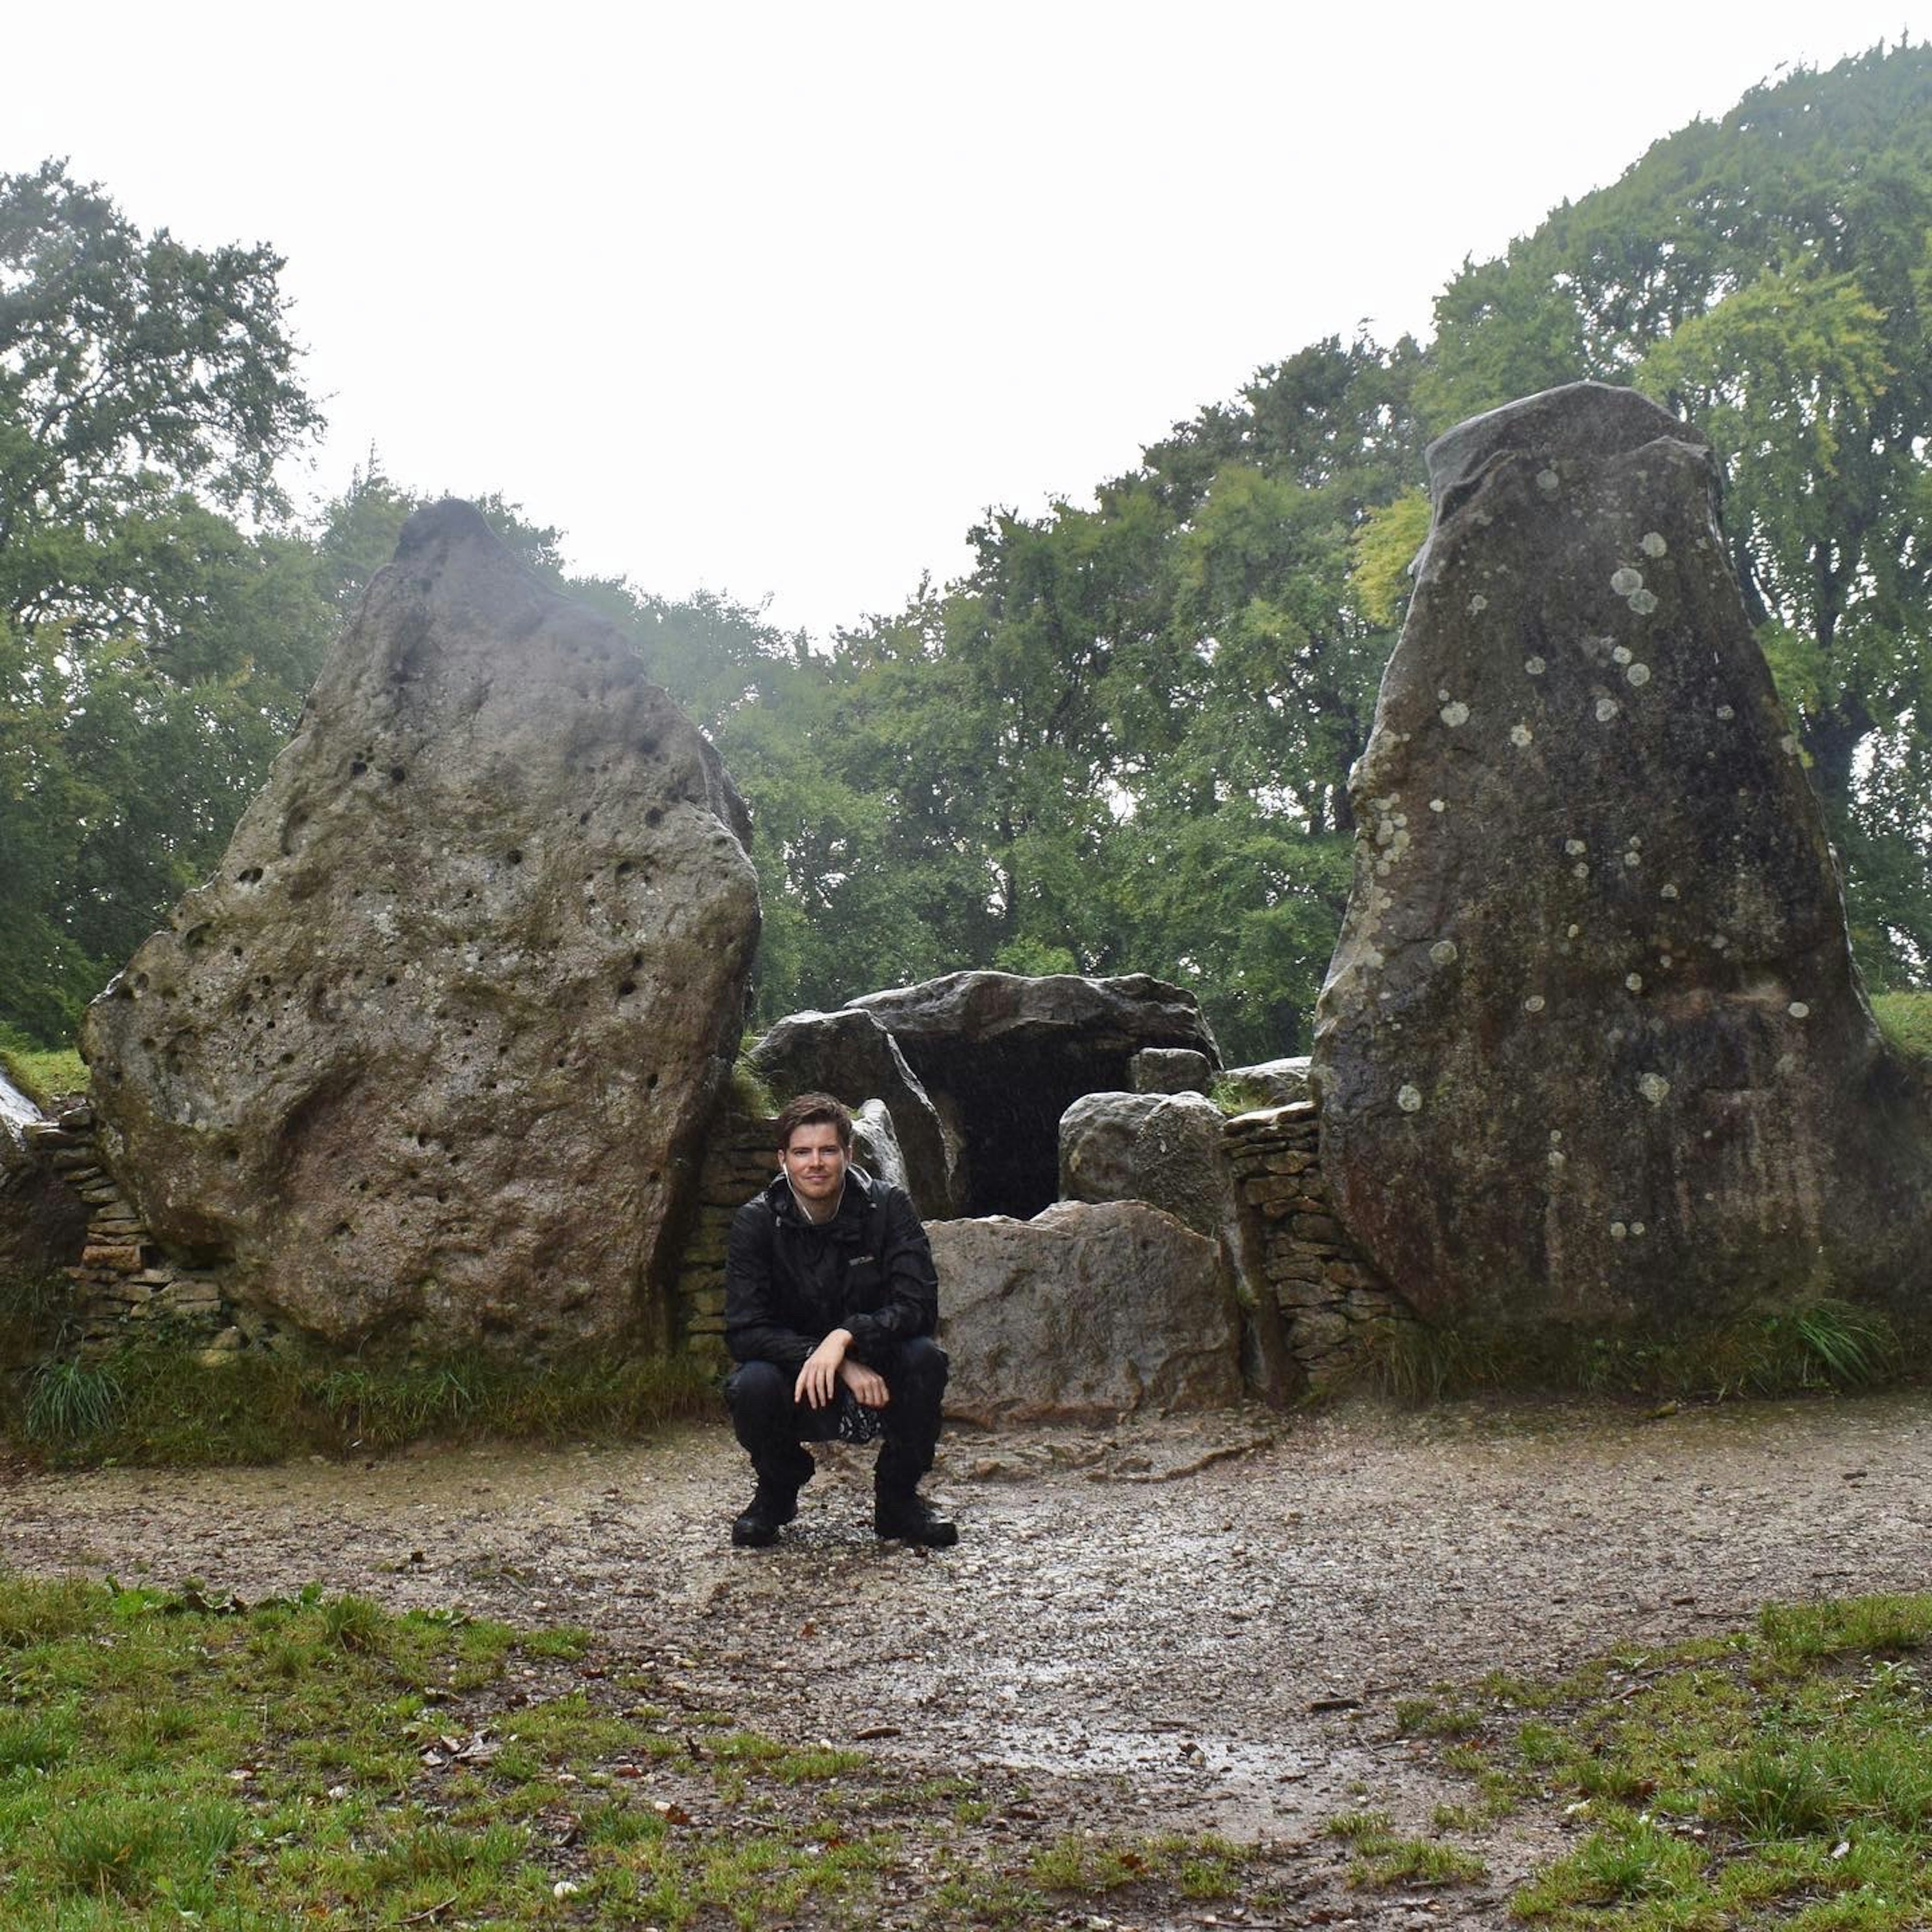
[6,1391,1932,1923]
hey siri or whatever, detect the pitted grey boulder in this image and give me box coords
[1130,1047,1213,1094]
[1058,1090,1228,1239]
[80,501,760,1353]
[933,1201,1241,1423]
[1313,382,1932,1332]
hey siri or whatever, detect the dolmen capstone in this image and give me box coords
[80,502,760,1352]
[841,971,1218,1217]
[1314,381,1932,1333]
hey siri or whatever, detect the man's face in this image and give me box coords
[780,1122,847,1203]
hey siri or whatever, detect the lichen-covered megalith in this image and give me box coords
[1313,382,1932,1332]
[80,502,760,1352]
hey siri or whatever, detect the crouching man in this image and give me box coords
[723,1092,956,1549]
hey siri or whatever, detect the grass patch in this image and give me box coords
[0,1572,1282,1928]
[1386,1588,1932,1928]
[2,1339,718,1466]
[1359,1298,1906,1405]
[1872,987,1932,1062]
[0,1034,87,1108]
[1324,1811,1488,1889]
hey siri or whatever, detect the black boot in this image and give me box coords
[874,1488,957,1548]
[732,1483,798,1548]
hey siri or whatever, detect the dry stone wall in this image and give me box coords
[25,1106,282,1359]
[1222,1101,1415,1391]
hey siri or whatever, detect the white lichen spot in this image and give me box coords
[1638,1073,1671,1106]
[1661,882,1679,900]
[1624,851,1641,868]
[1565,839,1587,856]
[1548,1149,1566,1169]
[1536,467,1561,494]
[1429,798,1446,814]
[1640,531,1667,557]
[1467,594,1488,614]
[1510,723,1533,748]
[1375,858,1392,876]
[1631,1222,1647,1237]
[1626,974,1644,993]
[1627,588,1659,615]
[1523,994,1547,1014]
[1660,954,1673,968]
[1595,697,1621,723]
[1396,1084,1423,1114]
[1610,566,1643,596]
[1436,691,1451,705]
[1429,940,1459,967]
[1613,645,1633,666]
[1609,1222,1628,1240]
[1567,923,1581,938]
[1572,862,1590,880]
[1524,655,1547,676]
[1626,663,1651,687]
[1775,1052,1797,1077]
[1440,701,1470,728]
[1716,704,1735,721]
[1788,1001,1810,1019]
[1712,934,1729,951]
[1780,734,1801,757]
[1549,1129,1563,1144]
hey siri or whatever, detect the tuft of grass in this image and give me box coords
[6,1339,716,1466]
[1872,988,1932,1062]
[22,1353,124,1439]
[1027,1831,1249,1899]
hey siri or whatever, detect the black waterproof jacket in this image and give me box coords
[723,1166,939,1372]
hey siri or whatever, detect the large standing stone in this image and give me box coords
[932,1201,1241,1423]
[746,1008,953,1215]
[1313,382,1932,1331]
[80,502,760,1352]
[845,972,1219,1218]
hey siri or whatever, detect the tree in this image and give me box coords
[0,162,327,1042]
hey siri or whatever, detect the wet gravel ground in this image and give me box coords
[7,1391,1932,1925]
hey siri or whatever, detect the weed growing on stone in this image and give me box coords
[2,1341,718,1465]
[0,1573,1270,1929]
[1381,1589,1932,1928]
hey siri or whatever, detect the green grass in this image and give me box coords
[2,1340,719,1466]
[1323,1810,1489,1890]
[0,1573,1276,1929]
[1871,988,1932,1062]
[1379,1588,1932,1929]
[0,1033,87,1108]
[1360,1298,1907,1405]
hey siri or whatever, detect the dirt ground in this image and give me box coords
[6,1391,1932,1926]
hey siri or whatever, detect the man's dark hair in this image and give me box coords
[775,1092,854,1153]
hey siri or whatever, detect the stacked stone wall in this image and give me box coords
[1223,1101,1416,1390]
[24,1108,283,1360]
[673,1108,778,1367]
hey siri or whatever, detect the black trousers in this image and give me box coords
[725,1335,948,1499]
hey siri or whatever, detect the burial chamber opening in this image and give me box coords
[897,1039,1149,1220]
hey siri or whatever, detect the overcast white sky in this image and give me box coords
[12,2,1928,637]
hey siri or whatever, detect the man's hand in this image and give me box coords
[795,1328,854,1409]
[838,1357,890,1410]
